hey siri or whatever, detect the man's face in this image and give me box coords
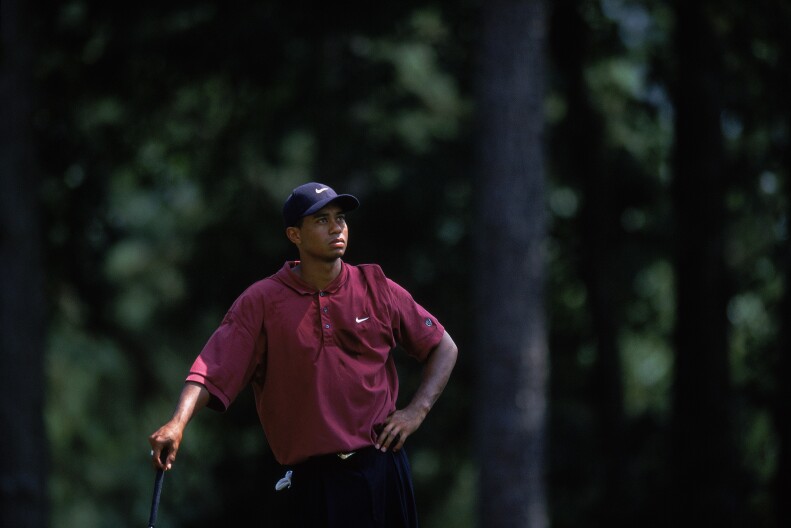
[289,204,349,262]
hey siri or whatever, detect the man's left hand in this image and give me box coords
[375,407,425,452]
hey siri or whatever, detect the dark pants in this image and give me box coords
[271,447,418,528]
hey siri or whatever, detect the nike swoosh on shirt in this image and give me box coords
[315,187,330,193]
[355,317,369,323]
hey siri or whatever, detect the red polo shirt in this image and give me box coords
[186,260,445,465]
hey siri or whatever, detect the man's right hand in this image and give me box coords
[148,422,183,471]
[147,381,211,471]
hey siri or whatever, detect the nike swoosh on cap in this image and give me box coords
[315,187,330,193]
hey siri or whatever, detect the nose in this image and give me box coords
[329,217,343,234]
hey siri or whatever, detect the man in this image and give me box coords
[149,182,458,527]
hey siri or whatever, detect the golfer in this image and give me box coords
[149,182,458,527]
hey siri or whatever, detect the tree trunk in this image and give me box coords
[549,1,628,524]
[669,1,741,524]
[0,0,49,526]
[474,1,549,526]
[772,71,791,528]
[774,186,791,527]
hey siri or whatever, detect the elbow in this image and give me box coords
[441,331,459,365]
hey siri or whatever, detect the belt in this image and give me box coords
[275,447,379,491]
[298,446,377,470]
[304,446,376,469]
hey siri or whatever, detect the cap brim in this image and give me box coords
[302,194,360,218]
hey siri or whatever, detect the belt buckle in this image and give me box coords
[337,451,355,460]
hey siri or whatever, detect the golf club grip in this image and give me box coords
[148,468,165,528]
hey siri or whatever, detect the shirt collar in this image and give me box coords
[275,260,349,295]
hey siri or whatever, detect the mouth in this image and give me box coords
[329,238,345,248]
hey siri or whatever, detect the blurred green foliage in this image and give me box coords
[29,0,790,526]
[39,2,476,527]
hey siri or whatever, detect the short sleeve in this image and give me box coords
[186,285,267,411]
[386,278,445,362]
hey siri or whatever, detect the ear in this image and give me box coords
[285,226,301,245]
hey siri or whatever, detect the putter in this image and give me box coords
[147,453,166,528]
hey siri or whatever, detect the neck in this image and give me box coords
[293,258,342,290]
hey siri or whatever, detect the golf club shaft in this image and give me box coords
[148,468,165,528]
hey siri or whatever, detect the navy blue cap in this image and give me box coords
[282,182,360,227]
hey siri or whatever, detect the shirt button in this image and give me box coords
[319,292,326,297]
[323,307,328,313]
[324,324,330,329]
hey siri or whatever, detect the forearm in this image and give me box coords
[149,381,210,470]
[405,331,458,420]
[169,381,211,428]
[375,331,458,452]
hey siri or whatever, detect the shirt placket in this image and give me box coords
[318,291,334,345]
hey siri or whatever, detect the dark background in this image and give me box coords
[2,0,790,526]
